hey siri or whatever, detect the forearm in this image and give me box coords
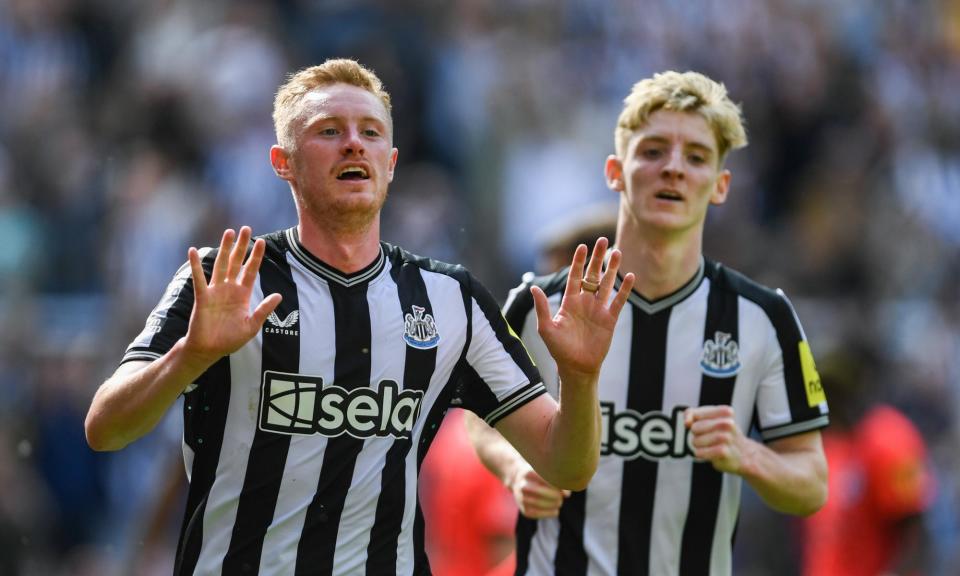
[464,411,528,486]
[482,371,601,491]
[739,435,828,516]
[85,338,214,451]
[539,369,601,489]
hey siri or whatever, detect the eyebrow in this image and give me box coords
[305,114,387,126]
[637,135,715,154]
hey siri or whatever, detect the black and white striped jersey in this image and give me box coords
[122,228,545,576]
[504,258,829,576]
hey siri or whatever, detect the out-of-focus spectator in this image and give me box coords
[419,409,517,576]
[802,350,936,576]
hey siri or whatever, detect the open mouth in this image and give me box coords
[337,166,369,180]
[655,190,683,201]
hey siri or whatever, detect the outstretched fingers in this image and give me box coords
[596,246,621,302]
[583,237,609,284]
[188,246,208,301]
[607,272,635,318]
[211,229,236,285]
[562,244,589,301]
[239,237,267,288]
[226,226,252,280]
[531,284,551,333]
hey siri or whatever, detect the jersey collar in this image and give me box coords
[284,227,386,288]
[616,256,705,315]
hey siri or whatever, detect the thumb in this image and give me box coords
[251,293,283,327]
[531,285,553,335]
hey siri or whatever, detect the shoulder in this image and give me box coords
[705,259,802,332]
[258,229,291,255]
[502,267,569,323]
[383,242,471,284]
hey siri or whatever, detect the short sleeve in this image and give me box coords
[456,272,544,426]
[121,247,215,365]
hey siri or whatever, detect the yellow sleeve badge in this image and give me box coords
[799,341,826,407]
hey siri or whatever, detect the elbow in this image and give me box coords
[84,412,125,452]
[793,460,830,517]
[803,475,829,516]
[793,487,827,517]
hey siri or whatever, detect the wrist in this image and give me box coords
[174,337,221,376]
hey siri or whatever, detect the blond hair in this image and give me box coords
[273,58,392,150]
[615,71,747,162]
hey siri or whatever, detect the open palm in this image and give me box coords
[183,227,282,366]
[533,238,634,377]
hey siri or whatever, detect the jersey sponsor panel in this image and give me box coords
[123,229,543,575]
[509,259,829,576]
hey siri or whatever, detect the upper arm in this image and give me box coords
[110,360,152,381]
[767,429,825,458]
[767,429,828,481]
[490,393,559,468]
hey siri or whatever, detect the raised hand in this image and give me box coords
[183,227,282,366]
[532,237,635,378]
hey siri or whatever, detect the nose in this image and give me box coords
[662,146,684,179]
[341,128,365,157]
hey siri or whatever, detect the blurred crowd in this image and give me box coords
[1,0,958,574]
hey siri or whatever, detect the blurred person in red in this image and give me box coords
[420,408,517,576]
[803,350,934,576]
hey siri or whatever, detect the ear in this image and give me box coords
[271,145,294,182]
[710,169,732,206]
[604,155,625,193]
[386,147,399,183]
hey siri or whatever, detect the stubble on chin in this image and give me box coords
[297,187,389,236]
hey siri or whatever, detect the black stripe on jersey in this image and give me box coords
[224,239,300,574]
[514,515,537,576]
[555,490,588,575]
[295,282,372,575]
[679,274,739,576]
[715,264,827,433]
[175,356,231,575]
[168,249,221,576]
[618,307,671,576]
[365,259,440,575]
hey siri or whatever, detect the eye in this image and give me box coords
[688,153,706,165]
[363,129,380,137]
[319,127,339,136]
[642,148,662,159]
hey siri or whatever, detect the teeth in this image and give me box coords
[339,166,368,178]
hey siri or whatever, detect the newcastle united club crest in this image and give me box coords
[700,331,741,378]
[404,305,440,349]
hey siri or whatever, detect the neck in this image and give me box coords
[615,217,704,301]
[297,212,382,274]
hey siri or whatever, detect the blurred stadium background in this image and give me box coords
[0,0,958,574]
